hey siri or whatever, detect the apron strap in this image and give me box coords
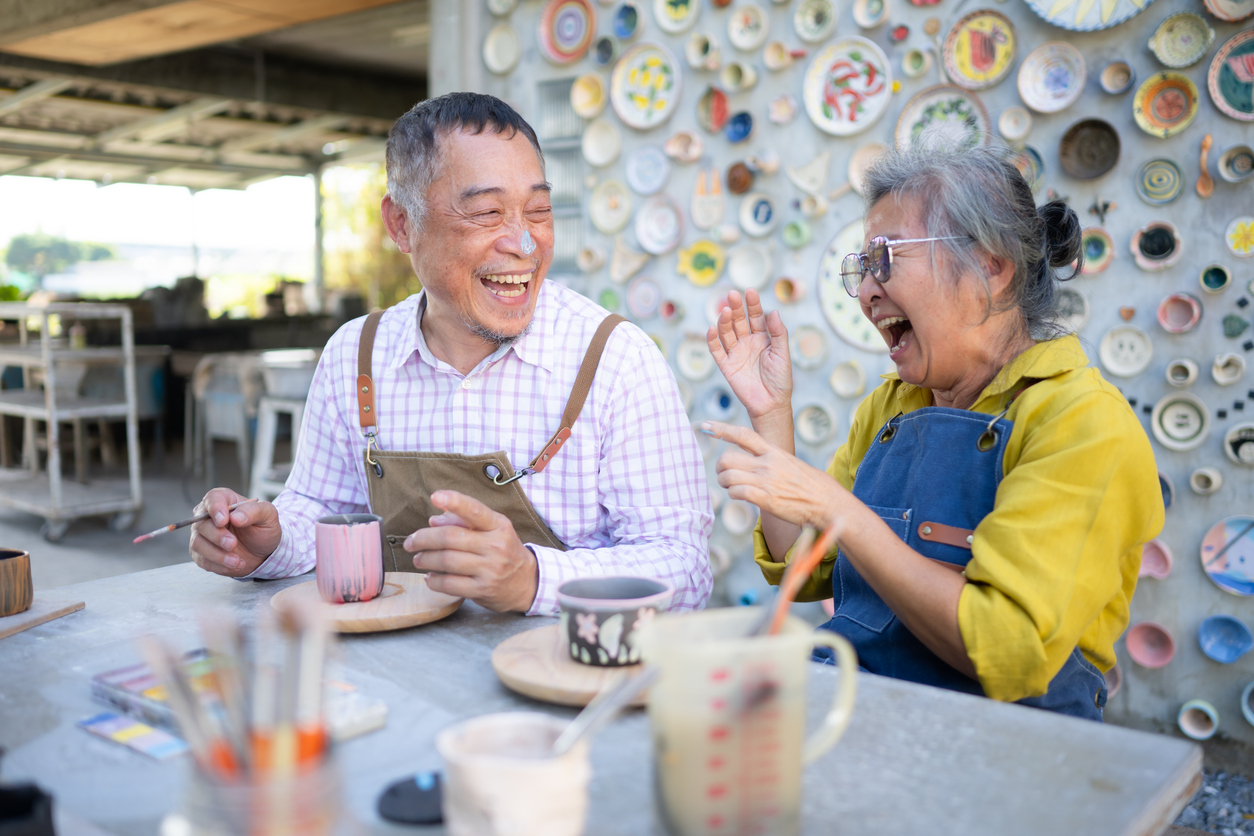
[356,310,386,435]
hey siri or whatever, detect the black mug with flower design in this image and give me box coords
[557,577,675,667]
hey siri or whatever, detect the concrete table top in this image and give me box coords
[0,563,1202,836]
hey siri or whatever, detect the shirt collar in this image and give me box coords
[880,334,1089,411]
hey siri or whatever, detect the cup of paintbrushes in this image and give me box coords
[315,514,384,604]
[180,757,341,836]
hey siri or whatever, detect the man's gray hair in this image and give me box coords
[385,92,546,236]
[861,143,1083,339]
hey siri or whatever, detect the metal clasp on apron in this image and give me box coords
[365,432,383,478]
[483,462,534,486]
[977,407,1011,452]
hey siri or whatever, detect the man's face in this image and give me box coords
[401,129,554,344]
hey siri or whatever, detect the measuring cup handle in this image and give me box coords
[803,631,858,765]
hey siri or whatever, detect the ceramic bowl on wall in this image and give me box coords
[829,360,866,398]
[1133,72,1200,137]
[1080,227,1114,274]
[592,35,620,66]
[634,195,683,255]
[1099,60,1136,93]
[738,192,777,237]
[774,277,803,304]
[1198,615,1254,663]
[1164,358,1198,388]
[1177,700,1219,740]
[1199,514,1254,596]
[1098,325,1153,377]
[1159,472,1175,510]
[790,324,828,369]
[793,0,837,43]
[942,9,1017,91]
[590,180,632,234]
[721,499,759,535]
[663,130,703,163]
[1132,221,1183,271]
[1017,42,1086,113]
[1200,264,1232,293]
[626,275,662,319]
[1135,158,1183,205]
[726,242,770,289]
[998,106,1033,145]
[1156,292,1201,333]
[675,334,716,381]
[1212,353,1246,386]
[901,48,933,79]
[727,4,769,50]
[1225,424,1254,467]
[803,37,893,136]
[1190,467,1223,495]
[852,0,889,28]
[625,146,670,195]
[1148,12,1215,68]
[582,118,622,167]
[611,2,640,39]
[1140,539,1174,579]
[1218,145,1254,183]
[1150,391,1209,452]
[1126,621,1176,668]
[1058,118,1120,179]
[654,0,700,34]
[724,112,754,143]
[483,23,522,74]
[1208,30,1254,123]
[571,73,608,118]
[795,403,836,445]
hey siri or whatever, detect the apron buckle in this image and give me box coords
[484,462,533,486]
[365,433,384,478]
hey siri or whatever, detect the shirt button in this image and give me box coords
[460,378,472,390]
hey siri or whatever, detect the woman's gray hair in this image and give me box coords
[860,143,1082,339]
[385,92,546,236]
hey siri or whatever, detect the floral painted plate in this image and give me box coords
[635,195,683,255]
[803,37,892,137]
[1023,0,1158,32]
[1228,217,1254,258]
[942,9,1016,91]
[894,84,990,151]
[1133,72,1199,137]
[538,0,596,65]
[677,240,726,286]
[1200,516,1254,596]
[728,4,769,50]
[654,0,700,34]
[1209,29,1254,122]
[1136,158,1183,204]
[611,42,682,130]
[794,0,838,43]
[1148,13,1215,69]
[1017,42,1086,113]
[1203,0,1253,22]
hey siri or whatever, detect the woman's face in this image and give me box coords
[857,197,997,391]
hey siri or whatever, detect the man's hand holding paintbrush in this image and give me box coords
[188,488,283,577]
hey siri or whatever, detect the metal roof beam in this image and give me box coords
[93,95,234,145]
[0,140,314,178]
[216,114,345,155]
[0,77,74,117]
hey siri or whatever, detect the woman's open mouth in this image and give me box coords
[878,315,913,356]
[481,272,533,299]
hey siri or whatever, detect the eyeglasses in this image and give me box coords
[840,236,965,298]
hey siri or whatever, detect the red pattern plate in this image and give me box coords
[1209,29,1254,122]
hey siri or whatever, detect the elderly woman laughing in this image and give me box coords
[704,145,1162,720]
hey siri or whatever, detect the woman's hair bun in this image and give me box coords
[1039,199,1082,275]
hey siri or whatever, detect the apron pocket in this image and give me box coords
[832,505,910,635]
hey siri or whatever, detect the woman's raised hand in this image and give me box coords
[706,289,793,429]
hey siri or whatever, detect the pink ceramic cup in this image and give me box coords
[315,513,384,604]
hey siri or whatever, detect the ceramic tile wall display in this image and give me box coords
[1148,13,1215,69]
[1212,352,1246,385]
[663,130,703,162]
[1017,42,1086,113]
[942,10,1017,91]
[1205,0,1254,21]
[488,0,517,16]
[1218,144,1254,182]
[726,242,772,288]
[829,359,866,398]
[625,146,671,195]
[539,0,597,64]
[998,106,1032,146]
[727,5,769,51]
[1150,391,1210,451]
[1098,324,1153,377]
[1227,217,1254,258]
[590,180,633,234]
[612,3,640,39]
[803,38,893,136]
[677,239,726,285]
[611,42,682,130]
[790,324,829,369]
[654,0,699,35]
[627,275,663,318]
[1133,72,1200,137]
[894,85,991,150]
[1023,0,1157,31]
[818,220,890,353]
[795,403,836,444]
[1135,158,1183,205]
[794,0,837,43]
[1178,700,1220,740]
[1191,466,1223,494]
[676,333,716,380]
[1157,292,1202,333]
[1080,227,1115,274]
[724,112,754,143]
[1200,514,1254,595]
[1133,221,1183,270]
[853,0,890,29]
[697,86,727,130]
[1099,60,1136,94]
[483,23,523,74]
[1058,118,1120,179]
[1165,357,1199,387]
[582,118,622,167]
[902,47,933,79]
[1200,263,1233,293]
[571,73,608,118]
[610,234,650,282]
[635,194,683,254]
[1225,423,1254,466]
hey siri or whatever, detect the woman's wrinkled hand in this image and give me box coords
[706,289,793,429]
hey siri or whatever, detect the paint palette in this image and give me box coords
[1200,516,1254,596]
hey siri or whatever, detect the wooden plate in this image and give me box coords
[270,573,463,634]
[491,623,648,707]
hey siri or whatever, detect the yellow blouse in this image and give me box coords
[753,335,1164,703]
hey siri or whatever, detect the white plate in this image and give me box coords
[571,73,608,119]
[635,195,683,255]
[803,38,893,136]
[483,23,522,74]
[727,4,769,51]
[738,192,778,237]
[590,180,633,234]
[829,359,866,398]
[1151,392,1210,451]
[676,333,716,381]
[790,324,828,369]
[582,118,621,167]
[794,0,837,44]
[626,275,662,319]
[1098,325,1153,378]
[625,146,671,195]
[998,106,1032,143]
[1017,42,1086,114]
[727,242,772,289]
[796,404,836,444]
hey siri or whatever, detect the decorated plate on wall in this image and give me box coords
[1098,324,1153,377]
[1203,0,1253,22]
[1136,158,1183,204]
[582,117,622,167]
[677,239,727,286]
[626,275,662,319]
[625,146,671,194]
[483,23,522,74]
[1148,13,1215,69]
[1017,42,1086,113]
[1133,72,1199,137]
[571,73,607,119]
[1228,217,1254,258]
[654,0,700,34]
[538,0,596,65]
[1200,516,1254,596]
[790,325,829,369]
[738,192,778,237]
[942,10,1016,91]
[589,179,633,234]
[1208,29,1254,122]
[611,42,682,130]
[635,195,683,255]
[727,4,769,50]
[1151,391,1209,451]
[794,0,838,43]
[894,84,990,150]
[727,242,772,289]
[803,37,892,136]
[1023,0,1157,32]
[1080,227,1114,274]
[817,220,889,354]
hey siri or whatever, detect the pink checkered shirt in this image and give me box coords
[250,281,713,615]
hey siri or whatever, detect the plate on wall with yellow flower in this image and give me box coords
[654,0,700,34]
[1023,0,1158,32]
[611,42,682,130]
[802,37,892,136]
[817,219,889,353]
[1228,217,1254,258]
[942,9,1016,91]
[677,239,727,286]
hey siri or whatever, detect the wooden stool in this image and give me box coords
[250,395,305,500]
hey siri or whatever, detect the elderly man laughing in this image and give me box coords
[188,92,713,615]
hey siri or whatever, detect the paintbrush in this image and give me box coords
[132,499,259,543]
[767,522,840,636]
[198,610,252,772]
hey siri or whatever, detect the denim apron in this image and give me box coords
[816,406,1108,721]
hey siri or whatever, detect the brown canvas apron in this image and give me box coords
[354,309,625,572]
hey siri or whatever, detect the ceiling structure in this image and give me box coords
[0,0,429,190]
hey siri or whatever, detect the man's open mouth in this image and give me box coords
[481,272,533,299]
[878,315,913,355]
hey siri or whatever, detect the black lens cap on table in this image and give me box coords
[377,771,443,825]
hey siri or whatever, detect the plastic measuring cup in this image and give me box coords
[638,608,857,836]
